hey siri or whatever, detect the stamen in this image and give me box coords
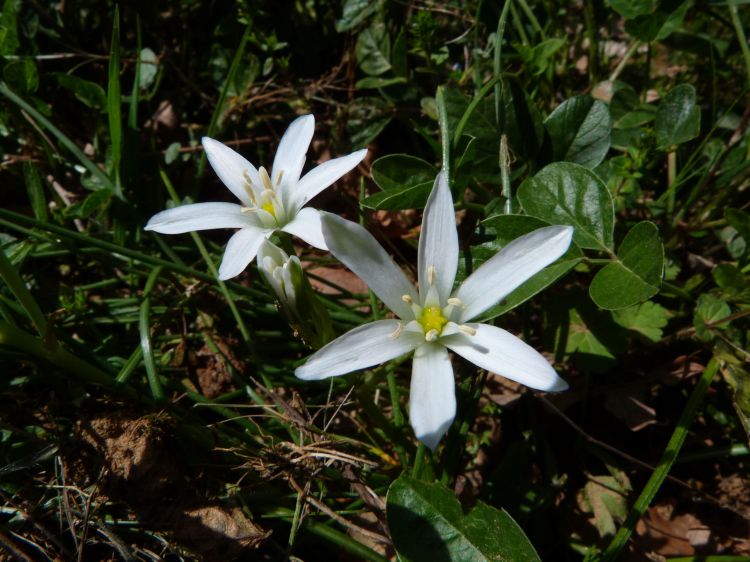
[457,324,476,336]
[259,166,274,191]
[401,295,413,304]
[389,322,403,340]
[242,170,254,186]
[447,297,464,307]
[425,329,439,342]
[275,170,284,185]
[240,207,255,214]
[427,265,436,286]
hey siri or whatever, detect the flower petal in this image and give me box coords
[409,343,456,451]
[272,114,314,189]
[443,323,568,391]
[218,226,272,280]
[455,225,573,322]
[290,149,368,213]
[295,319,421,380]
[202,137,260,206]
[321,213,418,320]
[145,202,251,234]
[281,207,327,250]
[418,172,458,304]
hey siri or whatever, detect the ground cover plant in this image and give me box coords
[1,0,749,560]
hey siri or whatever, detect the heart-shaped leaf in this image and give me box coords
[517,162,614,251]
[589,221,664,310]
[655,84,700,150]
[387,475,540,562]
[362,154,437,210]
[545,95,611,168]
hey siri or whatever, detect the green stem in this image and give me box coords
[0,248,51,342]
[436,86,451,181]
[608,40,640,83]
[412,442,426,479]
[514,0,545,39]
[601,358,720,561]
[729,0,750,91]
[139,266,165,403]
[494,1,511,125]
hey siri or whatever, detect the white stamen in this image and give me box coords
[427,265,436,286]
[260,167,274,191]
[401,294,413,304]
[276,170,284,185]
[389,322,403,340]
[240,207,255,214]
[458,324,476,336]
[425,329,439,342]
[242,170,254,186]
[447,297,464,308]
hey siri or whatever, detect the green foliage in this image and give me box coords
[387,475,541,562]
[544,95,612,168]
[655,84,701,150]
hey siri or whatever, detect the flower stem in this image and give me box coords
[412,442,426,479]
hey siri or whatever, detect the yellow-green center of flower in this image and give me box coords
[418,306,448,335]
[262,201,276,217]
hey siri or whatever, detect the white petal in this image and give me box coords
[409,343,456,451]
[218,226,272,280]
[202,137,260,206]
[290,149,368,213]
[281,207,327,250]
[443,323,568,391]
[455,225,573,322]
[145,202,251,234]
[272,114,314,189]
[321,213,418,320]
[418,172,458,304]
[295,320,421,380]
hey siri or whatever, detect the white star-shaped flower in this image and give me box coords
[296,172,573,450]
[145,114,367,280]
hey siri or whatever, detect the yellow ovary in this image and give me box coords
[262,201,276,217]
[418,306,448,335]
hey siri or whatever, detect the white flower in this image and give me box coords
[145,115,367,280]
[296,172,573,450]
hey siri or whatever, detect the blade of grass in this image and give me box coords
[601,357,720,561]
[107,5,123,197]
[139,265,164,403]
[494,0,511,126]
[0,82,118,196]
[197,24,251,177]
[0,247,52,343]
[452,75,502,147]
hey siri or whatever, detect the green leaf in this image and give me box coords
[387,475,541,562]
[612,301,669,342]
[517,162,614,251]
[3,59,38,94]
[362,154,436,210]
[78,189,113,218]
[138,47,158,90]
[355,75,406,89]
[53,73,107,110]
[725,208,750,243]
[577,472,631,538]
[356,22,391,76]
[346,96,393,146]
[23,162,46,222]
[608,0,655,18]
[469,215,582,319]
[0,0,19,56]
[654,84,700,150]
[335,0,377,32]
[545,95,611,168]
[515,38,565,76]
[107,6,122,195]
[625,0,689,42]
[693,294,731,341]
[590,221,664,310]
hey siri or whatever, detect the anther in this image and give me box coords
[447,297,464,307]
[240,207,254,214]
[427,265,437,286]
[242,170,254,186]
[401,295,413,304]
[260,167,274,191]
[457,324,476,336]
[275,170,284,185]
[389,322,403,340]
[425,329,439,342]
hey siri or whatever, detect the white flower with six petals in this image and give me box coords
[145,115,367,280]
[296,172,573,450]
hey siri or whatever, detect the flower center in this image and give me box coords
[418,306,448,335]
[261,201,276,217]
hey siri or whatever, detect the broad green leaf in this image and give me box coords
[362,154,436,210]
[655,84,700,150]
[78,189,113,218]
[335,0,377,32]
[387,475,540,562]
[346,96,392,146]
[625,0,689,42]
[355,75,406,89]
[356,22,391,76]
[608,0,654,18]
[545,95,611,168]
[693,294,731,341]
[725,208,750,244]
[53,73,107,109]
[590,221,664,310]
[517,162,614,251]
[466,215,582,319]
[612,301,669,342]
